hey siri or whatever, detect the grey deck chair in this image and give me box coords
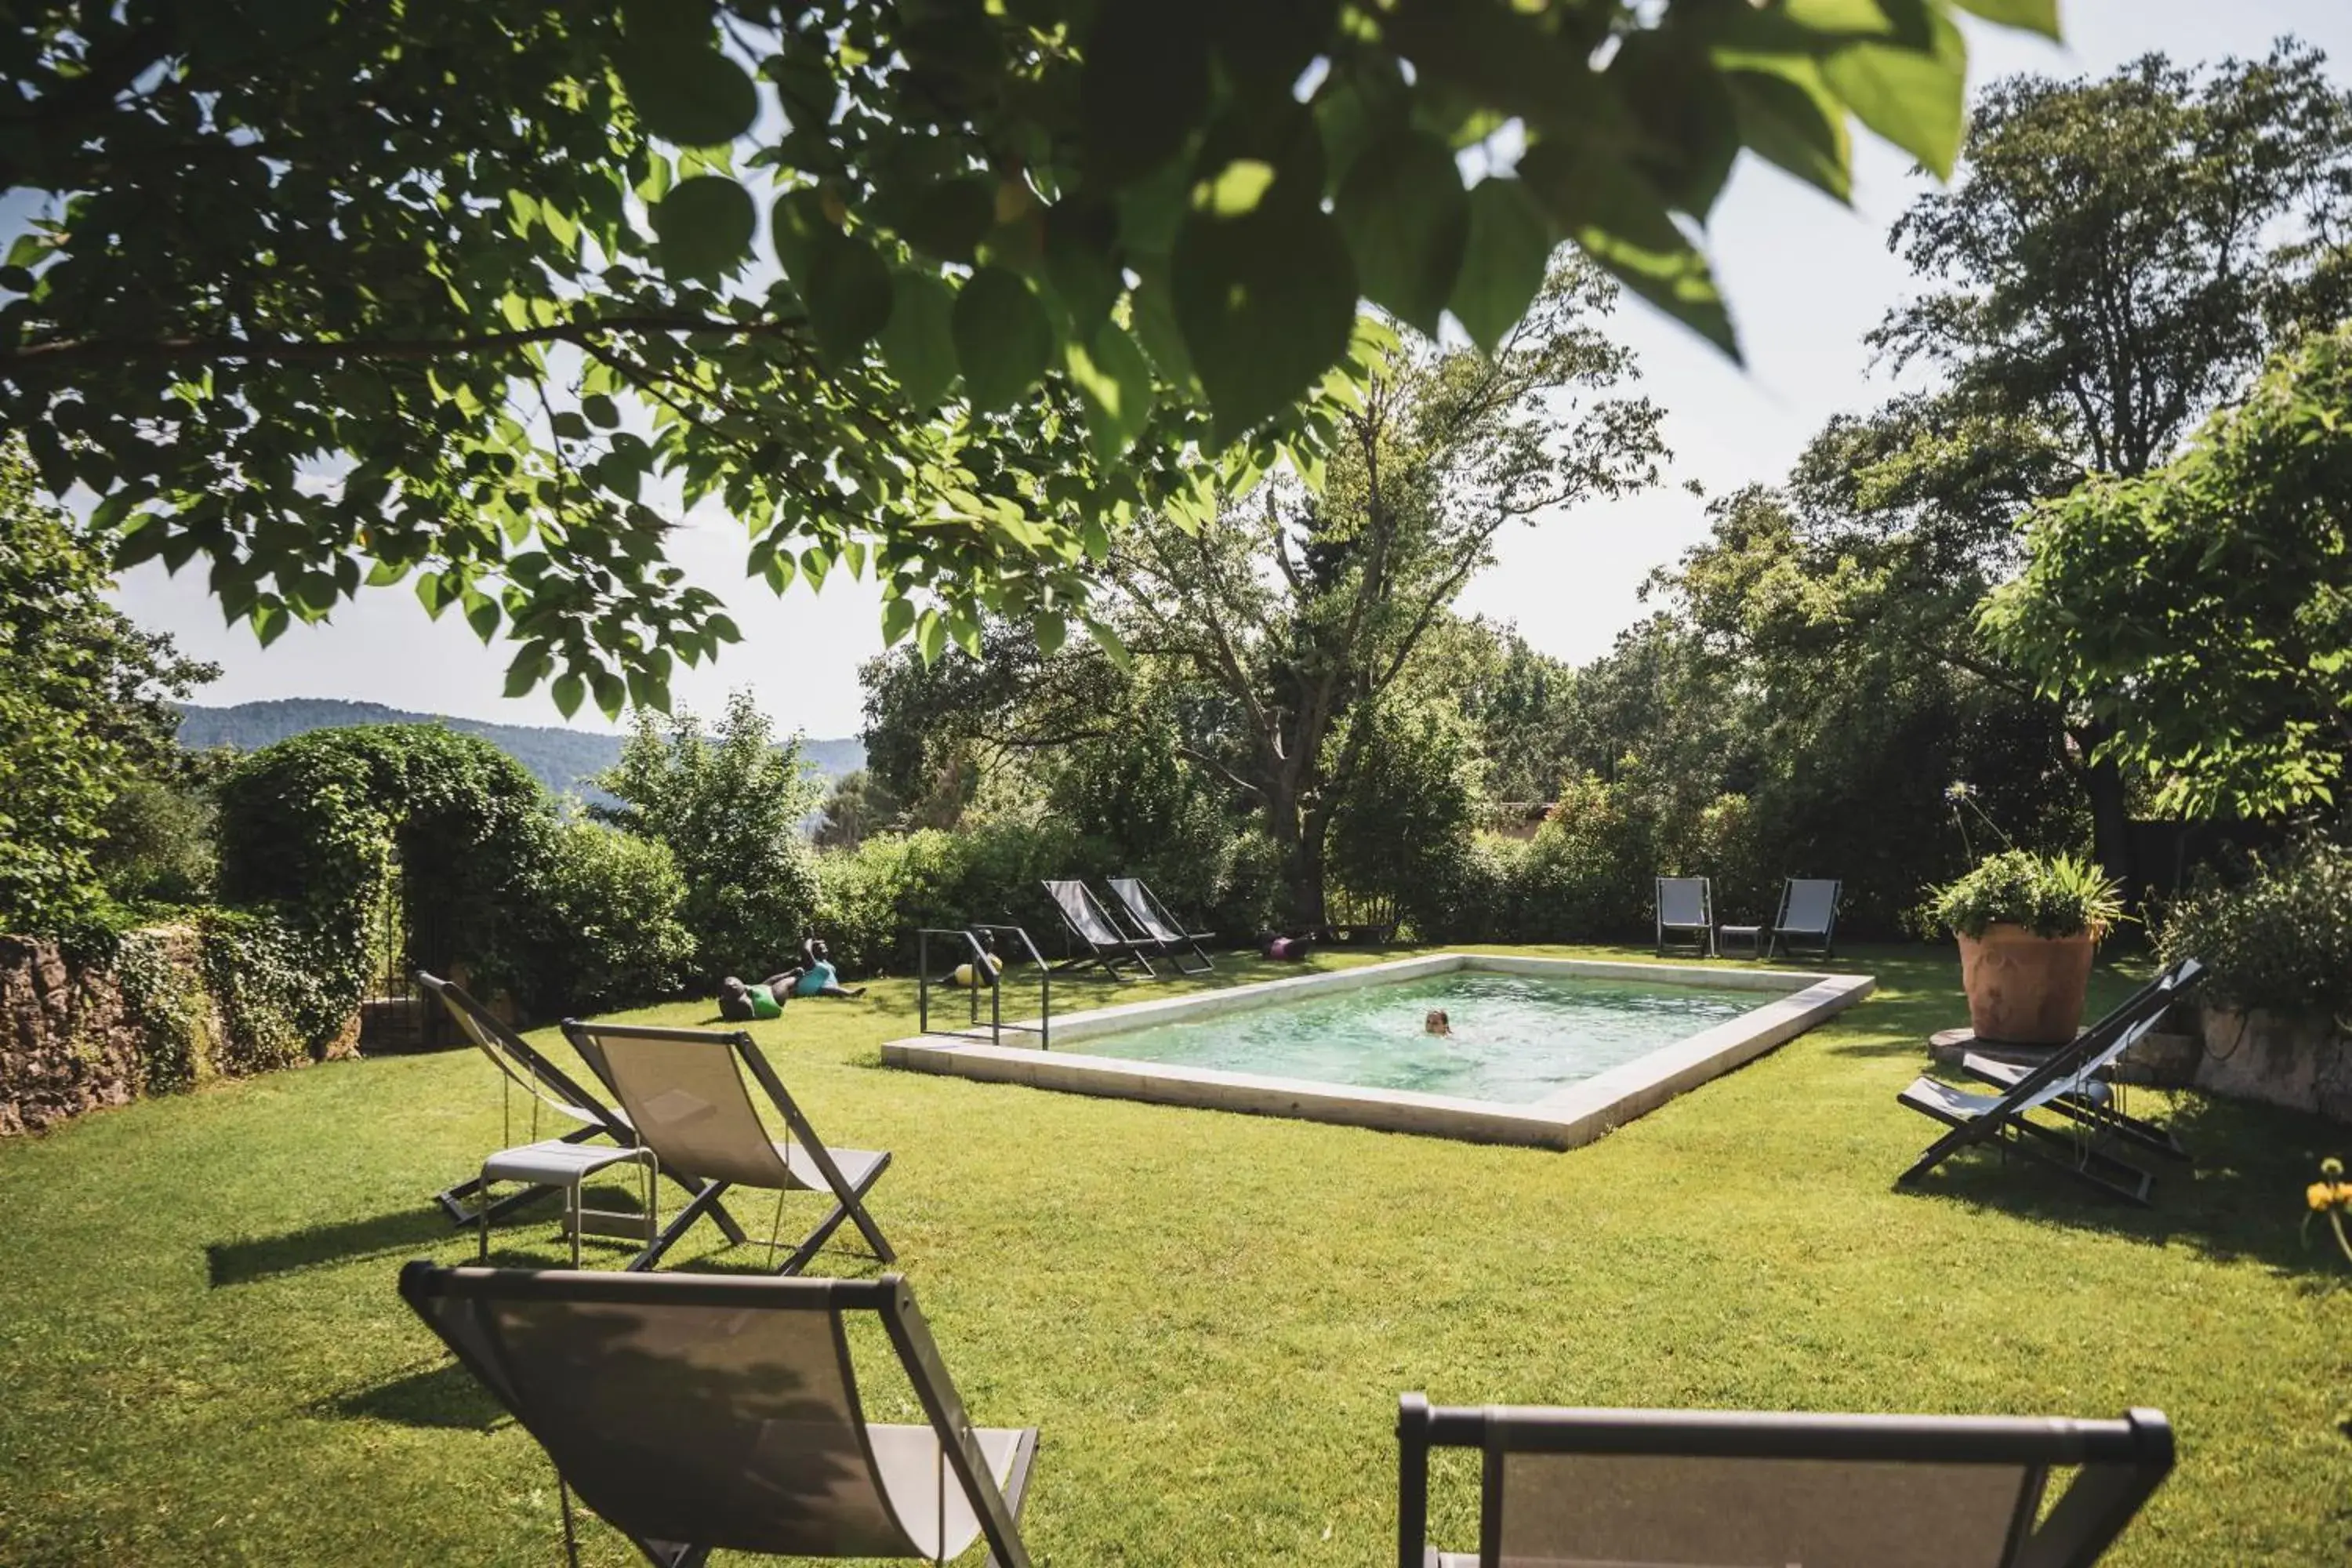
[1398,1394,2172,1568]
[1768,876,1842,959]
[1040,879,1158,979]
[1105,877,1214,975]
[420,972,745,1247]
[1897,959,2203,1207]
[400,1264,1036,1568]
[561,1020,894,1275]
[1654,876,1715,957]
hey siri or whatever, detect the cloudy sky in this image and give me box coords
[108,0,2352,741]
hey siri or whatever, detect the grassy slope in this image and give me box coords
[0,945,2344,1566]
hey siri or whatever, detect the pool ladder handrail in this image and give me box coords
[914,924,1051,1051]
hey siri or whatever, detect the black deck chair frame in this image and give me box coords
[1105,876,1215,975]
[1765,877,1841,960]
[400,1264,1037,1568]
[1399,1394,2173,1568]
[1896,959,2203,1207]
[1654,876,1715,958]
[561,1019,895,1275]
[1040,879,1159,979]
[419,971,746,1246]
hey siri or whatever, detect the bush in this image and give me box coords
[1329,702,1480,933]
[522,821,693,1013]
[2161,841,2352,1021]
[1924,848,2124,940]
[92,778,217,906]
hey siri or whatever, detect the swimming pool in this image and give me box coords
[884,953,1875,1149]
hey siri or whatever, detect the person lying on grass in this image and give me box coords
[713,940,865,1021]
[788,937,866,1000]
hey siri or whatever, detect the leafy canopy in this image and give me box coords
[3,0,2050,710]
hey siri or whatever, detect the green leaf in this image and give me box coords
[771,187,829,281]
[880,596,916,645]
[952,267,1057,413]
[463,592,500,641]
[804,230,895,364]
[879,271,959,407]
[1172,201,1357,444]
[615,22,758,149]
[916,608,947,665]
[550,410,590,441]
[503,648,553,699]
[590,670,626,718]
[252,604,289,647]
[1034,608,1067,658]
[1065,321,1158,461]
[652,175,756,281]
[1723,61,1853,204]
[895,177,996,263]
[1610,32,1743,220]
[552,671,586,718]
[1818,2,1966,179]
[582,394,620,428]
[1944,0,2060,38]
[1081,4,1209,182]
[1447,179,1555,354]
[1129,267,1197,392]
[1335,127,1471,336]
[1518,141,1738,359]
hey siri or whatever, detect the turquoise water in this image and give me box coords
[1091,972,1760,1104]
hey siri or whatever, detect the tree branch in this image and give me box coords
[6,312,810,372]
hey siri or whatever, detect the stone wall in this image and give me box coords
[0,927,356,1138]
[2196,1007,2352,1124]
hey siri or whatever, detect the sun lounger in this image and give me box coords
[1896,959,2203,1206]
[401,1263,1036,1567]
[1767,877,1841,960]
[1398,1393,2172,1568]
[1105,876,1214,975]
[1655,876,1715,957]
[561,1020,894,1274]
[1041,878,1159,979]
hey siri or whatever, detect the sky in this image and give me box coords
[105,0,2352,741]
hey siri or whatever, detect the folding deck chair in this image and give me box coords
[1896,959,2203,1206]
[1654,876,1715,957]
[1105,876,1215,975]
[400,1263,1038,1568]
[1397,1393,2172,1568]
[561,1020,895,1275]
[1767,876,1842,959]
[419,972,746,1249]
[1040,879,1158,978]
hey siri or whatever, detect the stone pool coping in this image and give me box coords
[882,953,1875,1149]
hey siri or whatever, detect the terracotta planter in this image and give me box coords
[1956,924,2096,1045]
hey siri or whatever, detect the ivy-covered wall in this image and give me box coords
[0,922,357,1137]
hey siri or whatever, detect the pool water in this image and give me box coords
[1091,972,1761,1104]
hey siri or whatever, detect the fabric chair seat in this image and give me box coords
[484,1138,650,1186]
[776,1142,887,1194]
[866,1423,1029,1561]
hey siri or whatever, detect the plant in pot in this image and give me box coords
[1925,849,2125,1046]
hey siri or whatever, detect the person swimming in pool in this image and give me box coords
[789,937,866,1000]
[1425,1008,1452,1036]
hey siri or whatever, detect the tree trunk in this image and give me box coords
[1262,778,1328,931]
[2078,720,2138,901]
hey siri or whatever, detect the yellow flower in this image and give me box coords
[2334,1183,2352,1208]
[2310,1182,2337,1212]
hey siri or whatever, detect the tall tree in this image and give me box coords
[0,440,215,929]
[1853,42,2350,878]
[1108,263,1663,921]
[2,0,2049,704]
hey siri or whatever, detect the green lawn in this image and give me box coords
[0,944,2346,1565]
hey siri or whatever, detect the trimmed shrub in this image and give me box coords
[1924,848,2125,940]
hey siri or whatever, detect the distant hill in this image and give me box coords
[176,699,865,803]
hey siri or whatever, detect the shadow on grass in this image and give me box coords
[207,1207,459,1288]
[1895,1091,2352,1280]
[326,1358,505,1431]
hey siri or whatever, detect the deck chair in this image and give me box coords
[419,973,745,1248]
[561,1020,895,1275]
[1040,879,1158,979]
[1897,959,2203,1207]
[1397,1393,2172,1568]
[1105,877,1215,975]
[1767,877,1842,959]
[400,1264,1037,1568]
[1654,876,1715,957]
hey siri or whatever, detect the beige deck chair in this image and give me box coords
[1398,1395,2173,1568]
[400,1263,1036,1567]
[561,1020,894,1275]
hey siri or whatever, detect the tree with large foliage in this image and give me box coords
[1987,323,2352,822]
[1107,262,1663,921]
[3,0,2053,706]
[0,441,216,930]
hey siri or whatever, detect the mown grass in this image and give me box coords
[0,943,2346,1566]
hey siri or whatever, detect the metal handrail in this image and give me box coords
[913,924,1052,1050]
[967,923,1051,1052]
